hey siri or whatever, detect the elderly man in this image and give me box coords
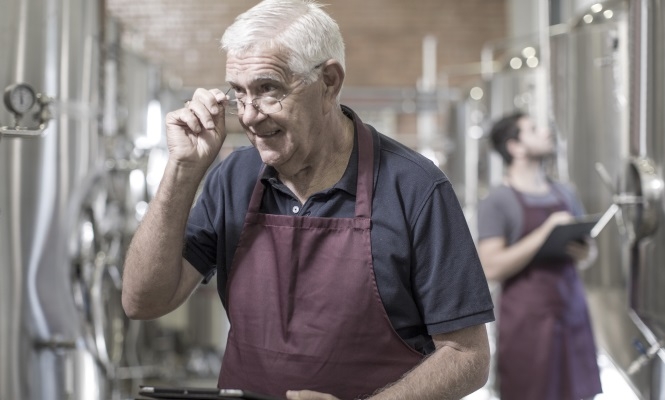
[122,1,494,399]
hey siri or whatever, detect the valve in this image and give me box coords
[627,338,665,375]
[590,162,631,239]
[622,158,663,240]
[590,159,662,242]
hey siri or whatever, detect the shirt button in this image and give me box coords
[292,206,300,214]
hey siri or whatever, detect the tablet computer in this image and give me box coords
[137,386,282,400]
[534,214,601,260]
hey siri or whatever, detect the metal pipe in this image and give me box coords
[417,35,439,162]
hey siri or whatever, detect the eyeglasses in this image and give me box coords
[224,88,290,116]
[224,63,325,116]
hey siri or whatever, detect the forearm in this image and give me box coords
[122,160,206,319]
[480,224,550,281]
[369,326,490,400]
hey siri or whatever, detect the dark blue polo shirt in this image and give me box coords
[184,106,494,354]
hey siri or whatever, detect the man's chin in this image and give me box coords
[258,151,284,168]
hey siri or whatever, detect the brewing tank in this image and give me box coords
[0,0,108,398]
[557,0,665,397]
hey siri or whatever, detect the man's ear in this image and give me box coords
[320,60,345,112]
[506,138,523,159]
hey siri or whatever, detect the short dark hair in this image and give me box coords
[489,111,526,165]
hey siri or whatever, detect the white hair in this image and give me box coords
[221,0,346,85]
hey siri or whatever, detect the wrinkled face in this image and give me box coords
[516,116,555,160]
[225,50,324,171]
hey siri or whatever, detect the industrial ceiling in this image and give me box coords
[106,0,506,91]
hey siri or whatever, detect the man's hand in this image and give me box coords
[286,390,340,400]
[565,239,590,261]
[541,210,575,235]
[165,88,229,169]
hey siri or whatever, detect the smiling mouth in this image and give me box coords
[255,130,280,138]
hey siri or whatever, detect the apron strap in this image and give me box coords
[508,181,570,213]
[354,119,374,219]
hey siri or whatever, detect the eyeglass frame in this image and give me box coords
[224,62,325,116]
[224,88,289,116]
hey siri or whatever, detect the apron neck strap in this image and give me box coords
[354,116,374,219]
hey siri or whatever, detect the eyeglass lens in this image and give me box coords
[224,90,284,116]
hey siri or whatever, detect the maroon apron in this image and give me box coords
[497,185,602,400]
[218,121,424,399]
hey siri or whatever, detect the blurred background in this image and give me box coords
[1,0,664,398]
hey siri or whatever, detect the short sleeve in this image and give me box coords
[183,166,222,283]
[411,181,495,335]
[477,191,510,242]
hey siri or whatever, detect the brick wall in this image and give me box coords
[324,0,508,88]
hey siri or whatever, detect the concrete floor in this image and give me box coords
[464,353,639,400]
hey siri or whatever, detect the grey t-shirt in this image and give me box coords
[477,182,585,245]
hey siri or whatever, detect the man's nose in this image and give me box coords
[241,101,266,124]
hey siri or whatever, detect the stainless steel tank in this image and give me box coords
[0,0,109,398]
[557,0,665,397]
[621,0,665,393]
[481,33,566,188]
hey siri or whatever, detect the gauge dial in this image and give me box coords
[4,83,37,114]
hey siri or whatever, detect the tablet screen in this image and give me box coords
[534,215,600,260]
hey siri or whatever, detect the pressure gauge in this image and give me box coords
[4,83,37,115]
